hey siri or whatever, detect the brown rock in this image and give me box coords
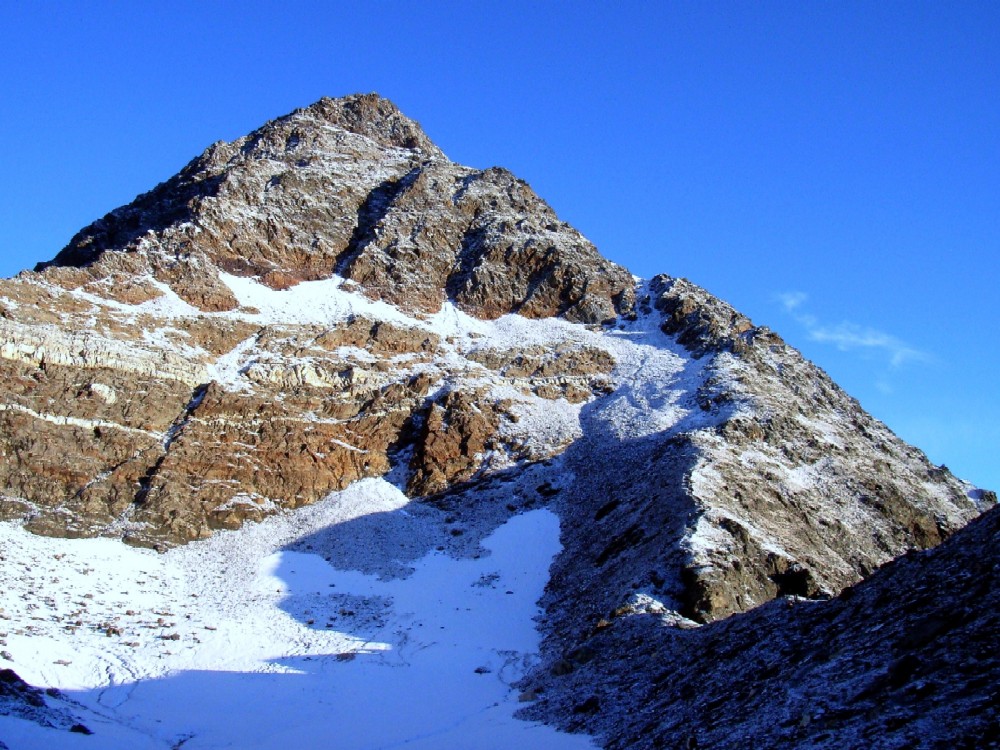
[408,389,505,497]
[33,95,632,326]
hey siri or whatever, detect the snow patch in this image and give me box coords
[219,273,422,329]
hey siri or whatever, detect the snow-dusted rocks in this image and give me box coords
[40,95,634,324]
[0,263,618,544]
[0,94,994,748]
[523,503,1000,749]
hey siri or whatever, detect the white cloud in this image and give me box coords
[807,322,928,366]
[776,291,808,312]
[775,291,929,368]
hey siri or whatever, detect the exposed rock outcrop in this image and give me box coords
[0,95,635,545]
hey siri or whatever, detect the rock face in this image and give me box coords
[648,275,974,621]
[522,503,1000,749]
[0,94,993,746]
[39,95,634,324]
[1,95,632,546]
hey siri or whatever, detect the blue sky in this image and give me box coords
[1,2,997,490]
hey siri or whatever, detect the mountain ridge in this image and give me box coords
[0,94,994,748]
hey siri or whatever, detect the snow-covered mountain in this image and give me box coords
[0,94,994,749]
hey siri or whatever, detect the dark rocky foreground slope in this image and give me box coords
[0,94,994,747]
[522,502,1000,749]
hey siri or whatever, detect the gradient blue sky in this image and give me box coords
[1,2,997,490]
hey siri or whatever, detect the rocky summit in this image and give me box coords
[0,94,995,749]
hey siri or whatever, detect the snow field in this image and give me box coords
[0,479,595,749]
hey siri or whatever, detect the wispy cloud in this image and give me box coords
[807,322,928,366]
[774,291,930,368]
[776,291,808,313]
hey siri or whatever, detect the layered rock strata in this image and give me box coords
[0,94,991,747]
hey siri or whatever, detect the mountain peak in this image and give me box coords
[297,93,443,156]
[34,94,633,323]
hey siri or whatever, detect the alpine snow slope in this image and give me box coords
[0,95,995,748]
